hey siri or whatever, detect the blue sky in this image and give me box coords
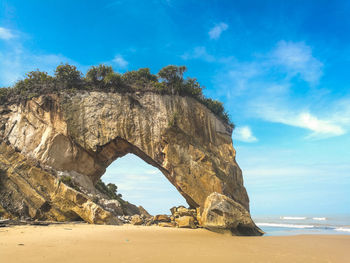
[1,0,349,216]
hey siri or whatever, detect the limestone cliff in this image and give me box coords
[0,91,261,235]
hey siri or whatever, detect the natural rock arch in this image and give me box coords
[0,91,261,235]
[102,152,188,215]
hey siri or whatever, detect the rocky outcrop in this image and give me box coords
[201,193,263,236]
[0,142,120,224]
[175,216,196,229]
[153,214,171,223]
[130,215,144,225]
[0,91,259,235]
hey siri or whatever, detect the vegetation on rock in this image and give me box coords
[0,64,234,128]
[58,175,80,192]
[95,179,123,200]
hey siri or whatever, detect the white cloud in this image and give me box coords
[271,41,323,84]
[181,46,215,62]
[233,126,258,142]
[297,112,345,137]
[112,54,128,69]
[254,105,345,138]
[213,40,347,139]
[0,27,14,40]
[208,23,228,40]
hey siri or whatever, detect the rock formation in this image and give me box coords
[201,193,264,236]
[0,91,262,235]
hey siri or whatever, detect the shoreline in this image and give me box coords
[1,224,349,263]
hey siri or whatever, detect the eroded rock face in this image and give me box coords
[201,193,263,236]
[0,91,258,235]
[0,142,120,224]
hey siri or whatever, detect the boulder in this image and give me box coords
[130,215,144,225]
[171,206,196,218]
[99,199,124,216]
[175,216,196,229]
[153,214,171,222]
[201,193,264,236]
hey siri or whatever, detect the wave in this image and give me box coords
[257,223,315,229]
[312,217,327,221]
[280,216,307,220]
[335,227,350,233]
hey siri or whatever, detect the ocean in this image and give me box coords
[253,215,350,236]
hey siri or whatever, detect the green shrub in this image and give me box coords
[158,65,187,95]
[0,88,8,104]
[95,179,121,200]
[122,68,157,90]
[59,175,80,191]
[0,64,234,128]
[85,64,114,90]
[54,64,83,90]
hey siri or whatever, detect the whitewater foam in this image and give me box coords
[256,223,315,229]
[280,216,307,220]
[335,227,350,233]
[313,217,327,221]
[254,215,350,236]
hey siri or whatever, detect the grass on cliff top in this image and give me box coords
[0,64,234,129]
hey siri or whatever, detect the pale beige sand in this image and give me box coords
[0,224,349,263]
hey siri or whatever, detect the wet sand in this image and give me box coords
[0,224,349,263]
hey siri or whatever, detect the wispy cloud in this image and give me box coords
[0,46,76,86]
[181,46,215,62]
[233,126,258,142]
[208,22,228,40]
[0,29,83,86]
[254,105,345,138]
[213,40,347,139]
[271,41,323,85]
[181,40,340,138]
[0,27,15,40]
[112,54,128,69]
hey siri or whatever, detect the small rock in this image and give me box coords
[175,216,196,229]
[153,214,171,222]
[130,215,144,225]
[170,206,196,218]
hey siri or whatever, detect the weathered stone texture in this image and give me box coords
[201,193,263,236]
[0,91,258,235]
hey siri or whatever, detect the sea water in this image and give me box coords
[253,215,350,236]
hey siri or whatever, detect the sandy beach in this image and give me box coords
[0,224,349,263]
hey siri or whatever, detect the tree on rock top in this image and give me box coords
[158,65,187,95]
[55,64,83,89]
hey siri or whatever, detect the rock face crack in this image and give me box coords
[0,91,261,235]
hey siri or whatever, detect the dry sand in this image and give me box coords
[0,224,349,263]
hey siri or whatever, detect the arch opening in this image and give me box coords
[92,136,198,210]
[101,153,187,215]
